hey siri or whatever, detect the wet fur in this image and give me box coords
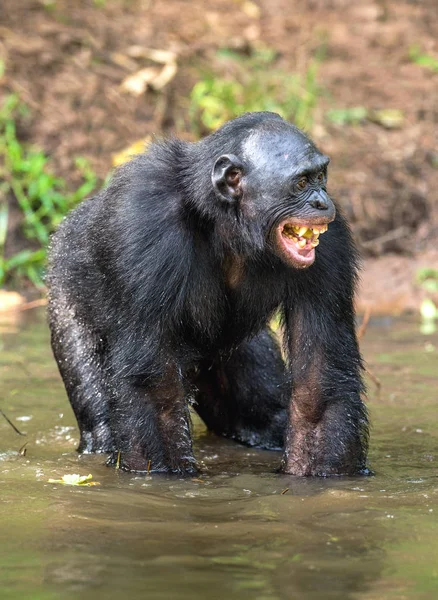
[47,112,368,476]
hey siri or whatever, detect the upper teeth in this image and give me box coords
[283,224,328,236]
[282,224,328,247]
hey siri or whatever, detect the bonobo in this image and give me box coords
[47,112,369,476]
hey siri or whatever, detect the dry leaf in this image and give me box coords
[149,62,178,91]
[120,67,161,96]
[112,137,151,166]
[48,473,100,486]
[0,290,25,311]
[126,46,177,64]
[242,1,261,19]
[120,62,177,95]
[369,109,404,129]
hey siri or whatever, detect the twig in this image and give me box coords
[365,366,382,396]
[0,298,47,313]
[0,408,25,435]
[356,307,382,396]
[357,306,371,340]
[361,226,409,249]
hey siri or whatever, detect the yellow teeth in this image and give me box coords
[282,222,328,250]
[289,224,328,236]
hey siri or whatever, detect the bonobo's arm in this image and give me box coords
[281,228,369,476]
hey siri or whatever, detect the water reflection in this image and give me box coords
[0,310,437,599]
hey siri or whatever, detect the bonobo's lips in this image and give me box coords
[275,221,330,268]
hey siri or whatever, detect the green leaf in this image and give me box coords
[409,45,438,73]
[420,298,438,321]
[326,107,368,126]
[0,202,8,248]
[5,248,45,269]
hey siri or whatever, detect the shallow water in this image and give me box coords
[0,309,437,600]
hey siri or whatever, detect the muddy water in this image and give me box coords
[0,309,437,600]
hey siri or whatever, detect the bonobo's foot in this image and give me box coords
[106,449,198,476]
[77,427,114,454]
[280,429,370,477]
[280,456,372,477]
[280,416,369,476]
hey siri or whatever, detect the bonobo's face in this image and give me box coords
[212,124,335,269]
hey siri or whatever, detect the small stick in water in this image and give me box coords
[0,408,25,436]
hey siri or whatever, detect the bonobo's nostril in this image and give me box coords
[311,199,328,210]
[309,191,330,211]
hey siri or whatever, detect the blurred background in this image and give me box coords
[1,0,437,317]
[1,5,438,598]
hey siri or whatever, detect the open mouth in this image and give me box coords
[277,223,329,268]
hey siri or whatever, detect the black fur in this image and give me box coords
[47,112,368,476]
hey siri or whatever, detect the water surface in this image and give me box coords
[0,309,437,599]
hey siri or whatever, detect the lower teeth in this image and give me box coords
[283,225,324,250]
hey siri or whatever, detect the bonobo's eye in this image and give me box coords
[297,177,308,191]
[317,171,325,184]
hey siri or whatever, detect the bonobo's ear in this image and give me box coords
[212,154,244,205]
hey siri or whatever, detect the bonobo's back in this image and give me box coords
[47,136,226,346]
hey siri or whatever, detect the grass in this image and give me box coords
[416,267,438,335]
[409,46,438,73]
[326,106,404,129]
[326,107,368,126]
[189,46,322,135]
[416,267,438,294]
[0,95,97,288]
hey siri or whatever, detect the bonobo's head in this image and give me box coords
[211,114,335,269]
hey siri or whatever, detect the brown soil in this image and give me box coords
[1,0,437,313]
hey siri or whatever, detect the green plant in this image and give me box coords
[326,107,368,126]
[189,47,321,135]
[409,45,438,73]
[416,267,438,335]
[417,267,438,293]
[326,106,404,130]
[0,95,97,288]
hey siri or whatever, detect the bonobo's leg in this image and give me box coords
[282,302,369,476]
[48,293,113,453]
[194,329,290,450]
[106,363,196,475]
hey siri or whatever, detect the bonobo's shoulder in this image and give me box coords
[79,138,191,216]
